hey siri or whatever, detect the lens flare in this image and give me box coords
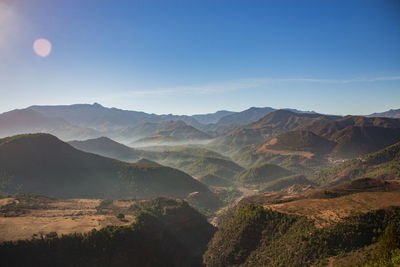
[33,38,52,57]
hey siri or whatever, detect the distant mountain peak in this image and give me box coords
[368,108,400,119]
[92,102,104,108]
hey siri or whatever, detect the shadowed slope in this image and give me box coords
[0,134,222,211]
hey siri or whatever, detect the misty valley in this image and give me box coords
[0,104,400,266]
[2,0,400,266]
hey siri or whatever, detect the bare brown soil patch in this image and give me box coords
[264,191,400,227]
[255,144,314,159]
[0,197,136,241]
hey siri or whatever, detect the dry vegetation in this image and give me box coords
[0,195,136,241]
[264,191,400,227]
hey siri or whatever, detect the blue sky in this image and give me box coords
[1,0,400,115]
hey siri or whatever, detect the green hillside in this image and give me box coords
[313,141,400,185]
[0,134,222,212]
[68,137,230,174]
[237,162,293,187]
[237,116,400,174]
[181,157,244,182]
[203,204,400,266]
[198,174,233,187]
[0,197,216,267]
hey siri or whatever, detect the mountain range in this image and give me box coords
[0,104,400,266]
[0,103,326,143]
[1,103,400,194]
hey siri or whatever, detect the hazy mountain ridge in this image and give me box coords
[29,103,202,130]
[0,104,312,144]
[216,107,276,125]
[0,109,101,140]
[4,103,393,151]
[192,110,236,124]
[132,120,212,147]
[368,108,400,119]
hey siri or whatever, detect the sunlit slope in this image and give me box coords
[313,141,400,185]
[204,178,400,266]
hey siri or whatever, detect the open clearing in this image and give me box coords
[0,196,136,241]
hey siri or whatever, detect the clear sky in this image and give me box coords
[1,0,400,115]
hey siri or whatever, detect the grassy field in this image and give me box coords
[0,195,136,241]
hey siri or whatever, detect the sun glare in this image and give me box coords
[33,38,52,57]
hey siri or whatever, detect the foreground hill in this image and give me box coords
[0,197,216,267]
[0,134,221,212]
[204,204,400,266]
[205,177,400,266]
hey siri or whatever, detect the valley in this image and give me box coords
[0,104,399,266]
